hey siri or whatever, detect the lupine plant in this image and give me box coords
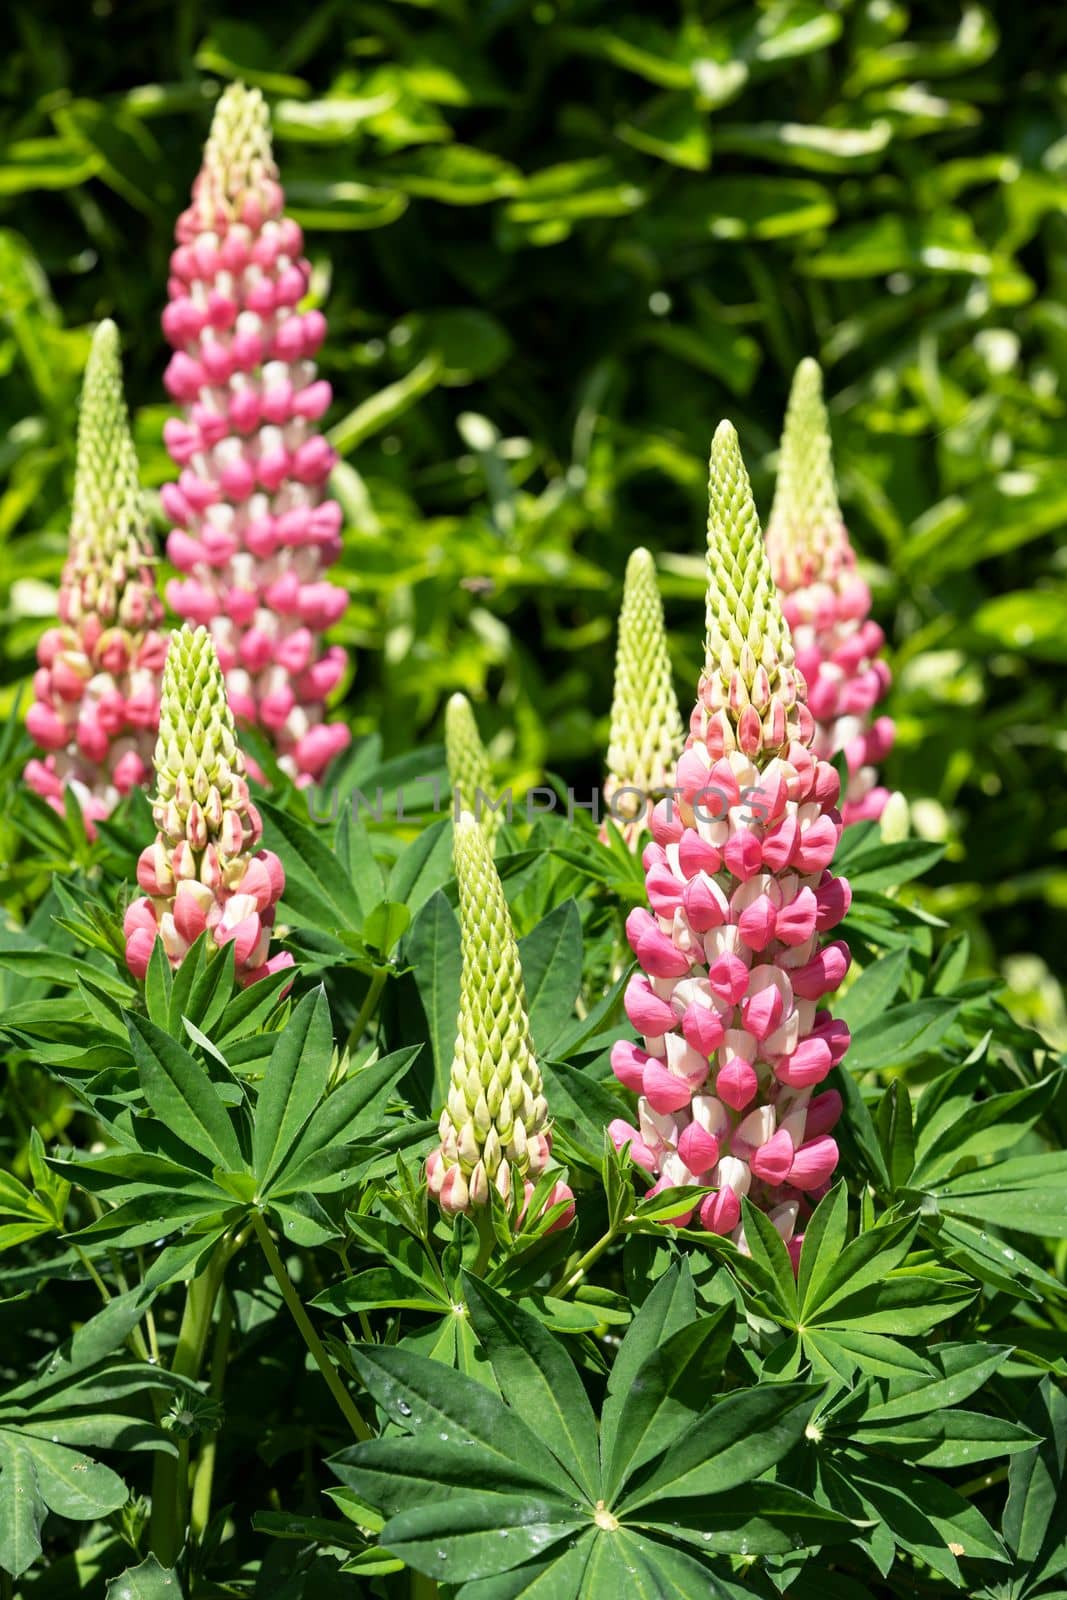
[612,423,850,1257]
[1,62,1066,1600]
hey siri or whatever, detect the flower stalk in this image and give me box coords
[162,82,349,785]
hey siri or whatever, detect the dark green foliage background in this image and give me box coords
[1,0,1064,1019]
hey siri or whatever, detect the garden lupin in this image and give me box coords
[123,624,292,987]
[161,82,350,785]
[766,359,894,824]
[612,422,851,1261]
[426,811,574,1229]
[25,321,166,835]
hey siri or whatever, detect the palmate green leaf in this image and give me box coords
[809,1262,975,1338]
[875,1081,916,1193]
[739,1199,800,1322]
[933,1152,1067,1237]
[845,999,961,1074]
[265,1045,419,1197]
[315,1264,449,1315]
[378,1495,582,1583]
[599,1263,696,1469]
[830,1450,1007,1581]
[835,947,909,1032]
[337,1343,576,1498]
[538,1058,623,1166]
[462,1275,599,1498]
[910,1069,1063,1187]
[637,1481,858,1555]
[618,1384,820,1513]
[601,1305,733,1499]
[127,1013,244,1173]
[517,900,583,1057]
[857,1342,1014,1423]
[803,1328,935,1383]
[252,985,333,1190]
[451,1535,597,1600]
[797,1183,849,1312]
[851,1408,1037,1470]
[832,826,946,889]
[798,1213,916,1327]
[259,800,363,931]
[1002,1377,1067,1595]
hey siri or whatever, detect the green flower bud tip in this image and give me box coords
[765,358,848,590]
[695,421,812,763]
[67,318,157,611]
[200,82,277,218]
[427,811,554,1217]
[151,626,251,840]
[445,693,500,842]
[606,547,684,832]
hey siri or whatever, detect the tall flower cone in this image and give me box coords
[611,422,852,1263]
[445,693,502,842]
[25,321,166,834]
[426,812,574,1228]
[161,82,350,786]
[123,625,293,988]
[765,359,894,823]
[605,546,684,844]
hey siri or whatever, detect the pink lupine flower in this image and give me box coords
[161,82,349,785]
[25,321,165,835]
[610,422,853,1262]
[123,625,293,988]
[766,360,894,824]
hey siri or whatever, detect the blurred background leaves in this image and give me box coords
[0,0,1064,1035]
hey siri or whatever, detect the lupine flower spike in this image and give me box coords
[766,359,894,823]
[611,422,852,1265]
[26,321,166,835]
[124,625,293,988]
[445,693,501,843]
[605,546,685,845]
[426,812,574,1228]
[162,82,350,785]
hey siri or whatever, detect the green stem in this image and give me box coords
[958,1463,1009,1499]
[345,971,386,1052]
[149,1238,233,1568]
[252,1211,372,1441]
[73,1242,112,1303]
[548,1225,618,1298]
[189,1291,234,1541]
[410,1569,440,1600]
[471,1206,497,1278]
